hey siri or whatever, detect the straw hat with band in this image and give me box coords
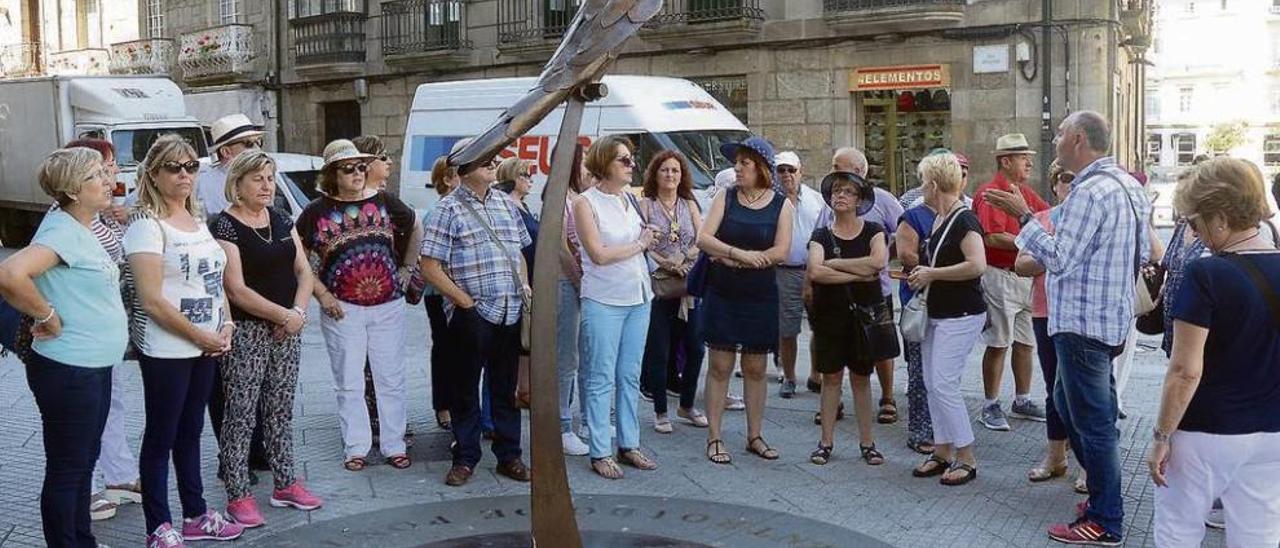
[322,139,377,170]
[993,133,1036,157]
[209,114,265,152]
[820,171,876,216]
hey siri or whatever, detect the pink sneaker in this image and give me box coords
[147,523,185,548]
[270,481,323,511]
[181,510,245,541]
[226,496,265,528]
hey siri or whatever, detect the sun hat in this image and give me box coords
[720,136,777,174]
[820,171,875,216]
[322,139,377,169]
[994,133,1036,156]
[209,114,264,151]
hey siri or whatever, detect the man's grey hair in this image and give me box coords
[1065,111,1110,153]
[833,147,868,178]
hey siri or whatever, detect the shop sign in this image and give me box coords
[850,64,951,91]
[973,45,1010,74]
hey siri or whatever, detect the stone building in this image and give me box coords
[147,0,1152,196]
[0,0,139,79]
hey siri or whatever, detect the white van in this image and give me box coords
[399,75,750,215]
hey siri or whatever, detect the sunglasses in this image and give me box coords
[377,154,390,163]
[231,138,262,149]
[616,155,634,168]
[777,166,798,174]
[337,162,369,175]
[160,160,200,175]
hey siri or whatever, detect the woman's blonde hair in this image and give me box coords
[495,157,534,194]
[430,155,456,197]
[38,147,103,207]
[136,134,200,219]
[584,135,634,181]
[224,150,277,206]
[1174,157,1271,231]
[917,152,964,194]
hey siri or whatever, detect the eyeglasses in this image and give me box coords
[830,187,858,197]
[777,166,798,174]
[615,155,634,168]
[337,163,368,175]
[231,138,262,149]
[160,160,200,175]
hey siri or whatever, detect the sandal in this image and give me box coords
[706,439,731,465]
[591,457,624,479]
[907,440,935,455]
[940,461,978,486]
[912,455,949,478]
[386,454,412,470]
[877,398,898,424]
[859,443,885,466]
[653,415,673,434]
[617,449,657,471]
[746,436,780,460]
[810,443,833,465]
[1028,461,1069,483]
[677,407,709,428]
[813,402,845,425]
[1074,474,1089,494]
[343,456,367,472]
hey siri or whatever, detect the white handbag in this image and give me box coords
[899,206,966,344]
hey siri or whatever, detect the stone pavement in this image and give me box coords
[0,301,1225,547]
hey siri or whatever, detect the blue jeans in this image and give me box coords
[26,352,111,548]
[446,308,521,468]
[641,298,704,414]
[580,298,651,458]
[557,279,587,433]
[138,354,217,533]
[1052,332,1123,537]
[1033,319,1068,442]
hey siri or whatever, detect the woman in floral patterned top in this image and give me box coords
[296,140,420,472]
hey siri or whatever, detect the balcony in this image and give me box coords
[110,39,176,75]
[47,48,110,75]
[291,11,368,76]
[0,42,44,78]
[641,0,764,45]
[178,24,257,84]
[823,0,965,36]
[497,0,580,55]
[381,0,471,69]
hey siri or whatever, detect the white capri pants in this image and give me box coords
[320,299,408,459]
[1154,430,1280,548]
[921,313,987,449]
[93,362,138,492]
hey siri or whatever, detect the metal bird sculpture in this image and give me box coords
[448,0,663,172]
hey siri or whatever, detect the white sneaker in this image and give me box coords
[561,432,589,456]
[725,393,746,411]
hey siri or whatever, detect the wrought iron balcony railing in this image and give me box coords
[823,0,965,35]
[0,42,44,78]
[47,48,110,75]
[291,11,368,66]
[110,39,176,75]
[178,24,257,81]
[497,0,581,45]
[648,0,764,27]
[382,0,470,57]
[824,0,965,10]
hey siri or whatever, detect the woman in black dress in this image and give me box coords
[695,136,795,464]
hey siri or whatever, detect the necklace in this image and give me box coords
[1218,230,1262,254]
[741,188,768,205]
[657,195,681,243]
[235,208,273,244]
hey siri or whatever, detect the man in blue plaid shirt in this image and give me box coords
[421,140,532,488]
[987,111,1151,546]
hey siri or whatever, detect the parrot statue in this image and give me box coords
[448,0,663,173]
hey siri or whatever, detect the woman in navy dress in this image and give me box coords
[695,136,795,464]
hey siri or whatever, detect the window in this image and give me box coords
[1265,136,1280,166]
[689,75,749,124]
[1146,134,1162,158]
[1145,92,1160,119]
[291,0,363,18]
[76,0,101,48]
[145,0,164,38]
[219,0,240,24]
[1179,87,1193,114]
[1174,133,1197,166]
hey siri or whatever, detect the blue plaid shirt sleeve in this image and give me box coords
[420,199,455,262]
[1016,187,1106,273]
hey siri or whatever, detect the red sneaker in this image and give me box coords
[271,481,324,511]
[1047,518,1122,546]
[225,496,265,528]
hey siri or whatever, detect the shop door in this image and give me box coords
[323,101,362,144]
[860,89,952,196]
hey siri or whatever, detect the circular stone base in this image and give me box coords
[244,494,888,548]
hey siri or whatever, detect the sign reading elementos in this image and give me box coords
[850,65,952,91]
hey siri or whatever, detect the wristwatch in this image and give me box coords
[1018,212,1034,226]
[1152,428,1171,443]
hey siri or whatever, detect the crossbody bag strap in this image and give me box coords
[1224,254,1280,328]
[920,205,966,301]
[1095,171,1142,285]
[458,196,526,307]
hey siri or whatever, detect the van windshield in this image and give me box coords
[620,129,750,190]
[112,128,210,168]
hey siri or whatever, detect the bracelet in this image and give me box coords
[220,321,236,329]
[34,305,55,325]
[292,306,307,318]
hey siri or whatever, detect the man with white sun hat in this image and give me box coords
[197,114,266,216]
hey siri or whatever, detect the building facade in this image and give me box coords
[1,0,139,79]
[1146,0,1280,184]
[151,0,1152,196]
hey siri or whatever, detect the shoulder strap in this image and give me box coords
[928,205,967,269]
[1094,170,1143,284]
[1224,254,1280,327]
[458,194,525,301]
[1264,219,1279,250]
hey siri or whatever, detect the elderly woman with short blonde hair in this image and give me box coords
[0,147,129,548]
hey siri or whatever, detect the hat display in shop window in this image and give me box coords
[914,90,933,111]
[932,89,951,110]
[897,91,916,112]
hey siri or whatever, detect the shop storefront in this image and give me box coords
[852,64,952,196]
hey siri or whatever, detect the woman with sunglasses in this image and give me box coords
[124,135,244,546]
[0,147,129,548]
[297,140,420,473]
[496,157,539,408]
[573,136,660,479]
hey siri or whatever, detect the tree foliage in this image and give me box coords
[1205,121,1248,153]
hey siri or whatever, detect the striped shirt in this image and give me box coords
[1015,156,1151,346]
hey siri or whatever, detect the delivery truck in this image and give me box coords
[0,76,208,245]
[399,75,750,215]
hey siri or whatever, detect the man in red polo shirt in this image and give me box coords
[973,133,1050,431]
